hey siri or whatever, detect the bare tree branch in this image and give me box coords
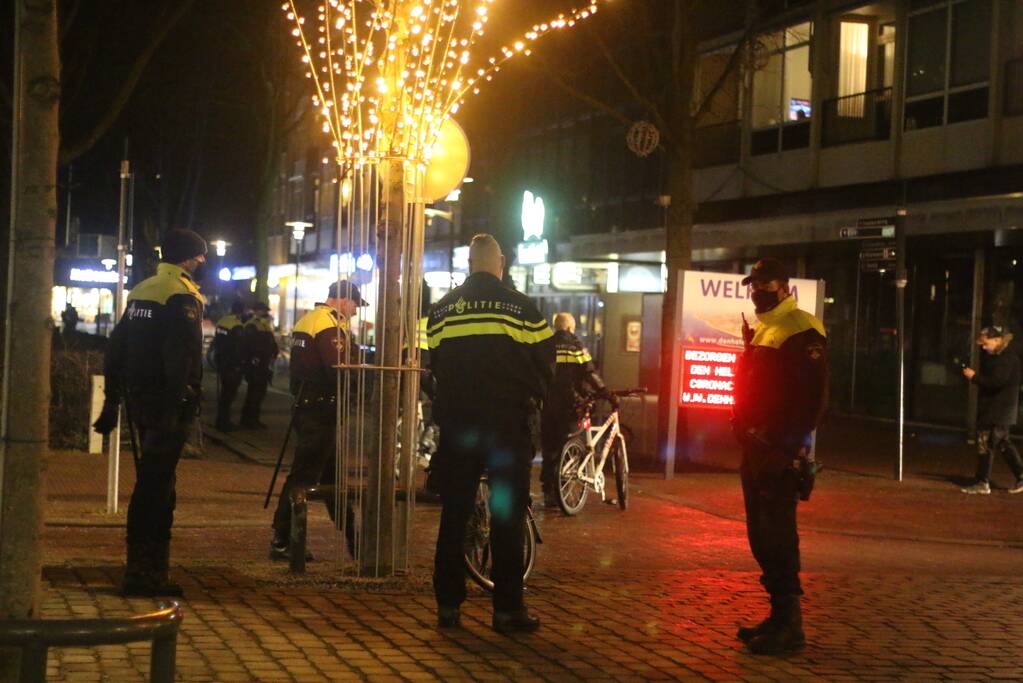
[59,0,81,44]
[587,24,676,149]
[58,0,199,166]
[523,58,633,127]
[693,19,758,123]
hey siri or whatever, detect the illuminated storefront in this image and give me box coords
[52,259,127,335]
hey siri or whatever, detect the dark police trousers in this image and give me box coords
[216,366,243,425]
[434,417,533,613]
[272,404,343,537]
[540,409,576,495]
[976,425,1023,482]
[242,366,271,424]
[126,410,193,545]
[740,446,802,599]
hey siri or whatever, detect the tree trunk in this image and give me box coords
[656,1,697,477]
[0,0,59,677]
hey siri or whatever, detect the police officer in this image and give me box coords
[240,301,279,429]
[93,228,207,597]
[428,234,555,633]
[541,312,614,507]
[270,281,364,560]
[213,300,246,431]
[732,257,828,655]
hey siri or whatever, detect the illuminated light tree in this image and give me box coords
[282,0,608,577]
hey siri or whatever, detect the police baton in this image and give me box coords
[122,399,141,470]
[263,382,304,509]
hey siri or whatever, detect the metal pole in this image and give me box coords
[894,208,907,482]
[0,0,23,541]
[293,240,301,331]
[967,247,985,438]
[63,165,73,248]
[663,272,685,480]
[850,263,862,411]
[106,153,131,514]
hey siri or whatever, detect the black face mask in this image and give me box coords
[751,289,781,313]
[190,261,208,282]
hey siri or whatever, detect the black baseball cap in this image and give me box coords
[327,280,369,306]
[741,257,789,286]
[252,301,270,312]
[980,325,1005,339]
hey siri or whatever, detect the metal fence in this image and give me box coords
[0,602,182,683]
[822,88,893,147]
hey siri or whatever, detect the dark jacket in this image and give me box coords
[103,263,204,422]
[213,313,245,371]
[290,303,356,400]
[241,314,279,371]
[734,295,829,450]
[546,329,605,419]
[974,343,1020,427]
[427,272,555,427]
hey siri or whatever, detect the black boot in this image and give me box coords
[150,542,185,597]
[492,607,540,634]
[748,595,805,655]
[121,542,156,596]
[737,598,777,643]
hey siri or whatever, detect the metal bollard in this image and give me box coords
[18,640,49,683]
[289,488,308,574]
[150,632,178,683]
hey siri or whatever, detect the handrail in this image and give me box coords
[0,602,182,683]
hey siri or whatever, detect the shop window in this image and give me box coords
[750,22,813,155]
[905,0,991,130]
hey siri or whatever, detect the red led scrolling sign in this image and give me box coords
[679,345,738,410]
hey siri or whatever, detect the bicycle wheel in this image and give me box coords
[557,437,590,516]
[464,481,537,591]
[611,433,629,511]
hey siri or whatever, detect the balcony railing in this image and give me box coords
[1006,58,1023,117]
[822,87,893,147]
[693,120,741,168]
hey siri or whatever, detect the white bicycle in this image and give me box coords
[557,390,643,516]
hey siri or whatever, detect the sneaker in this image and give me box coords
[961,481,991,495]
[1009,479,1023,494]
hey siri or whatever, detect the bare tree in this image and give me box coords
[0,1,59,678]
[516,0,758,472]
[225,7,307,303]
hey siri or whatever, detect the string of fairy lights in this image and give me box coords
[283,0,608,171]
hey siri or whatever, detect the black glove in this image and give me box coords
[92,401,119,435]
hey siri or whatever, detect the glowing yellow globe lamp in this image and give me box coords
[420,118,471,203]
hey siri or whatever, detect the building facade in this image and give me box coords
[450,0,1023,434]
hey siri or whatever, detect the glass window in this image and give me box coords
[838,22,870,100]
[753,52,784,127]
[784,45,813,120]
[905,1,992,129]
[749,20,814,153]
[950,0,992,87]
[907,8,948,96]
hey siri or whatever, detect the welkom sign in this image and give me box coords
[679,270,823,409]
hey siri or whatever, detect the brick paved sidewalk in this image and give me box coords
[39,446,1023,681]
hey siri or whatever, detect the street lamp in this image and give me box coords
[285,221,313,330]
[212,240,230,304]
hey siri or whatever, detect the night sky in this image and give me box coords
[1,0,620,269]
